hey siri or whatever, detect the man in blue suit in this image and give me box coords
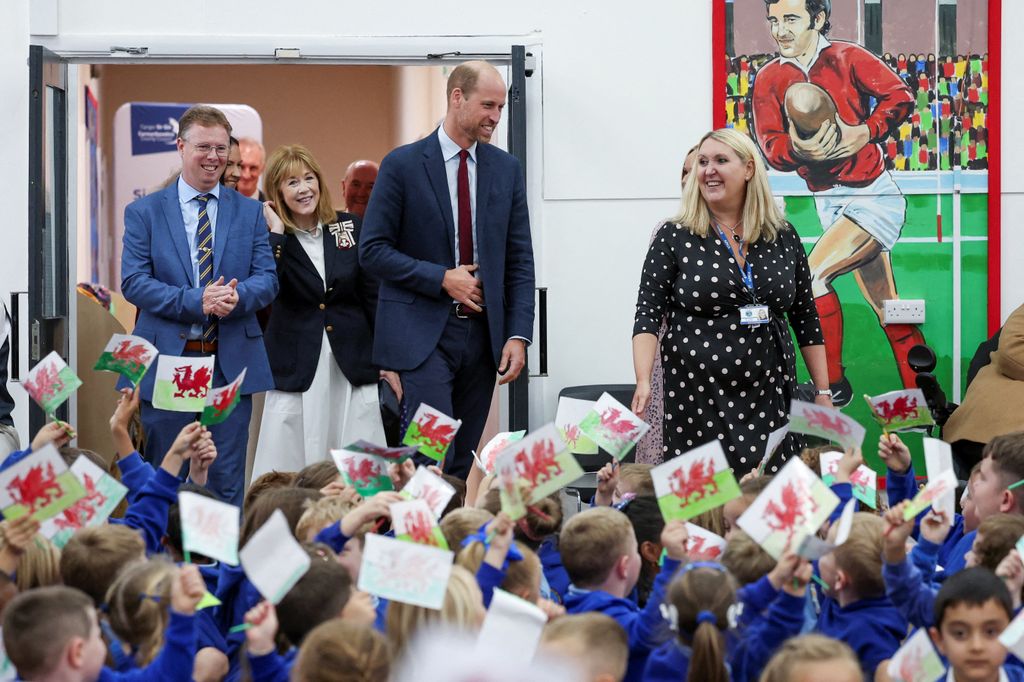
[360,61,536,479]
[121,105,278,506]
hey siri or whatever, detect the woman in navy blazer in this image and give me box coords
[252,145,395,477]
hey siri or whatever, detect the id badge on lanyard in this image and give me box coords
[717,230,770,326]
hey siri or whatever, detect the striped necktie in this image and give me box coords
[195,193,217,344]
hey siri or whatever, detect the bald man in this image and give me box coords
[359,61,535,479]
[237,137,266,200]
[341,160,379,219]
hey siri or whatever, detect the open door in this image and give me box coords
[28,45,70,434]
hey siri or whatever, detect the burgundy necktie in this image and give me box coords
[457,149,473,266]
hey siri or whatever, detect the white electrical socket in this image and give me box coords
[883,299,926,324]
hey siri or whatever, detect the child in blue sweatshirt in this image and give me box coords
[560,507,686,682]
[816,512,908,679]
[1,568,206,682]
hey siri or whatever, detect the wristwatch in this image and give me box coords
[814,388,833,397]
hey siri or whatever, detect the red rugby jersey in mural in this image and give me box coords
[751,39,913,192]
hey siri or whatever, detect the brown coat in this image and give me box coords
[944,304,1024,445]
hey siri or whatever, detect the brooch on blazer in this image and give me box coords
[328,221,356,250]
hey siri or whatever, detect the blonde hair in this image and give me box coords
[386,565,483,656]
[264,145,337,233]
[618,463,655,496]
[832,513,886,599]
[541,613,629,682]
[292,620,391,682]
[296,495,360,543]
[721,530,776,586]
[673,128,787,244]
[105,558,176,666]
[60,525,146,605]
[667,566,736,682]
[759,634,860,682]
[456,541,542,603]
[15,535,61,592]
[440,508,494,550]
[560,507,635,589]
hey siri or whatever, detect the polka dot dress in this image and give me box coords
[633,222,824,471]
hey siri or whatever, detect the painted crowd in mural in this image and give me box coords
[719,0,992,470]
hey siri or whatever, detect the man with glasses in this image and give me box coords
[120,105,278,506]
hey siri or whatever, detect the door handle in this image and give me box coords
[7,292,26,381]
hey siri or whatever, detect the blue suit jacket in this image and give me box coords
[120,182,278,399]
[358,130,535,370]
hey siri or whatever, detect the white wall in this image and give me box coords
[1,0,1018,436]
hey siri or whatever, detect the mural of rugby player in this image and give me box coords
[751,0,925,406]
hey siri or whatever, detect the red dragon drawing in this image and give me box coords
[53,473,107,531]
[563,425,581,449]
[668,457,719,504]
[805,408,851,436]
[172,365,212,399]
[687,535,723,561]
[344,458,382,488]
[8,463,63,514]
[25,362,64,404]
[208,382,240,418]
[414,414,457,451]
[873,396,920,425]
[764,478,818,555]
[110,340,152,375]
[404,509,440,547]
[514,440,563,488]
[598,407,639,441]
[417,484,445,515]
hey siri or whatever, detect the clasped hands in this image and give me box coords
[202,276,239,317]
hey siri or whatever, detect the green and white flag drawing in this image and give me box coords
[24,351,82,415]
[93,333,158,386]
[239,509,311,605]
[41,456,129,549]
[152,355,214,412]
[651,441,741,522]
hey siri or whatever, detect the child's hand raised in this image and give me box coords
[162,422,212,478]
[0,515,41,574]
[388,459,416,491]
[739,468,761,485]
[833,447,864,485]
[996,549,1024,611]
[30,420,74,452]
[170,564,207,615]
[779,554,812,597]
[319,479,359,504]
[188,437,218,487]
[920,509,953,546]
[243,601,279,656]
[483,512,514,570]
[594,461,619,507]
[661,520,690,562]
[878,434,911,474]
[537,597,565,621]
[340,491,405,537]
[882,501,915,564]
[109,386,140,459]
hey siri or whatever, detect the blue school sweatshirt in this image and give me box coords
[538,538,570,603]
[942,530,977,577]
[96,611,196,682]
[884,556,937,628]
[111,466,180,555]
[248,648,297,682]
[563,557,679,682]
[213,563,263,682]
[115,451,156,501]
[817,595,907,676]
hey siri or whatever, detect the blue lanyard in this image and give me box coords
[715,228,756,297]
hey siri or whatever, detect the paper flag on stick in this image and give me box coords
[923,437,956,518]
[152,355,214,412]
[578,392,650,461]
[330,449,394,496]
[476,589,548,660]
[1001,595,1024,662]
[93,334,158,386]
[40,456,129,548]
[0,445,86,521]
[201,368,246,426]
[903,468,958,520]
[344,440,419,460]
[650,441,741,522]
[684,523,727,561]
[475,430,526,475]
[757,424,789,475]
[555,397,599,455]
[390,499,449,549]
[789,399,865,451]
[494,449,528,521]
[358,533,454,610]
[849,465,878,509]
[737,457,840,560]
[797,498,856,560]
[24,351,82,415]
[865,389,935,432]
[498,424,584,504]
[819,450,844,486]
[401,467,456,519]
[239,509,311,604]
[178,491,240,566]
[887,627,945,682]
[403,403,461,463]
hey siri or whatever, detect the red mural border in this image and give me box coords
[710,0,1002,332]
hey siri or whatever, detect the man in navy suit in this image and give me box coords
[121,105,278,506]
[360,61,535,479]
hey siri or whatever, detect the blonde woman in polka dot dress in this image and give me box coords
[632,128,833,472]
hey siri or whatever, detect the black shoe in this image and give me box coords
[797,374,853,408]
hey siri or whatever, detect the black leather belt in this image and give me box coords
[453,303,485,319]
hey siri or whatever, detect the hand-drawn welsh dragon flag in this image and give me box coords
[390,498,449,549]
[0,444,86,522]
[789,399,866,451]
[152,355,215,412]
[41,455,129,548]
[93,334,158,385]
[24,351,82,415]
[865,389,935,432]
[403,403,461,463]
[499,423,584,504]
[330,449,394,496]
[578,392,650,461]
[201,368,246,426]
[651,441,741,522]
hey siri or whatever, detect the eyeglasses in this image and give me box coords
[186,140,230,157]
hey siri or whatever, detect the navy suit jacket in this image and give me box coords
[359,130,535,370]
[264,212,380,391]
[120,182,278,399]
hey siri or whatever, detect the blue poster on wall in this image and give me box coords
[130,103,189,156]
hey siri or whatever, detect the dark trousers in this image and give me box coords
[140,354,252,507]
[400,312,496,479]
